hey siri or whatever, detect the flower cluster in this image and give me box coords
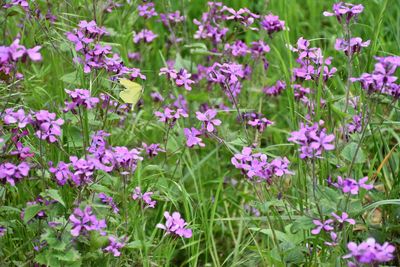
[0,38,42,80]
[260,14,285,37]
[247,116,273,133]
[291,37,337,82]
[64,89,99,113]
[132,187,156,208]
[154,107,188,127]
[350,56,399,98]
[66,20,145,79]
[332,176,373,194]
[344,238,395,266]
[263,80,286,96]
[69,206,107,237]
[156,211,192,238]
[98,193,119,214]
[159,67,195,91]
[138,2,157,18]
[323,2,364,24]
[334,38,370,56]
[231,147,293,183]
[32,110,64,143]
[0,162,30,186]
[288,120,335,159]
[160,11,185,26]
[133,29,158,44]
[103,236,126,257]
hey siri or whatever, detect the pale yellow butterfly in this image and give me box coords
[119,78,143,107]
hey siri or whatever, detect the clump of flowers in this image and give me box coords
[133,29,158,44]
[156,211,192,238]
[159,67,195,91]
[332,176,373,194]
[335,38,370,56]
[0,38,42,81]
[132,187,156,208]
[350,56,399,98]
[195,109,221,133]
[103,236,126,257]
[64,89,99,113]
[288,120,335,159]
[160,11,185,26]
[231,147,293,182]
[138,2,157,18]
[69,206,107,237]
[248,116,273,133]
[260,14,285,37]
[154,107,188,127]
[142,143,164,158]
[32,110,64,143]
[0,162,30,186]
[98,193,119,214]
[343,238,395,266]
[323,2,364,24]
[263,80,286,96]
[184,128,205,148]
[224,40,250,57]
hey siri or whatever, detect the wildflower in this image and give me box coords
[333,176,373,194]
[0,162,30,186]
[0,226,6,236]
[159,67,195,91]
[324,232,339,247]
[154,107,188,126]
[156,211,192,238]
[64,89,99,113]
[32,110,64,143]
[331,212,356,225]
[311,219,334,234]
[49,161,72,186]
[132,187,156,208]
[196,109,221,132]
[323,2,364,24]
[160,11,185,26]
[260,14,285,36]
[3,108,31,128]
[184,128,205,148]
[248,117,273,133]
[111,147,143,175]
[98,193,119,214]
[343,238,395,266]
[138,2,157,18]
[224,41,250,57]
[104,236,125,257]
[263,80,286,96]
[150,91,164,102]
[69,206,107,237]
[335,38,370,56]
[142,143,164,158]
[10,142,34,160]
[288,121,335,159]
[133,29,158,43]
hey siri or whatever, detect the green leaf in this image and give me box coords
[249,227,293,244]
[60,71,80,86]
[341,142,366,164]
[44,189,66,207]
[23,205,43,223]
[290,216,315,232]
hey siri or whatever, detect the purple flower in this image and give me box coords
[154,107,188,126]
[133,29,158,43]
[324,232,338,247]
[196,109,221,132]
[335,38,370,56]
[132,187,156,208]
[98,193,119,214]
[64,89,99,113]
[49,161,72,186]
[344,238,395,266]
[142,143,164,158]
[138,2,157,18]
[160,11,185,26]
[263,80,286,96]
[333,176,373,194]
[331,212,355,225]
[156,211,192,238]
[323,2,364,24]
[175,69,195,91]
[224,41,250,57]
[184,128,205,148]
[0,226,6,236]
[32,110,64,143]
[248,117,273,133]
[311,219,334,235]
[103,236,125,257]
[261,14,285,36]
[0,162,30,186]
[3,108,31,128]
[69,206,107,237]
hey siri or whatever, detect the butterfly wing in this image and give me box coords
[119,78,143,106]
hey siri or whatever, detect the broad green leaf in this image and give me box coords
[341,142,366,164]
[23,205,43,223]
[44,189,66,207]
